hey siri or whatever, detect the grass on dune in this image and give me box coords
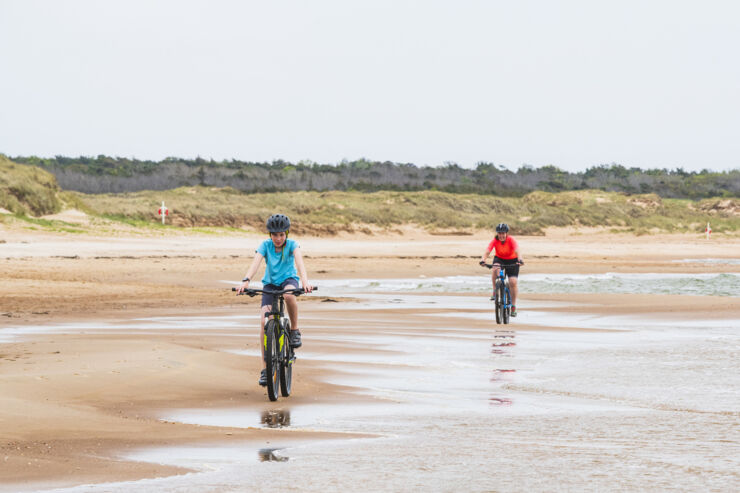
[0,155,62,216]
[71,187,739,235]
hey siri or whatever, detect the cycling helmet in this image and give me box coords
[266,214,290,233]
[495,223,509,233]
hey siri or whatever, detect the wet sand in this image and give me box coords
[1,227,739,491]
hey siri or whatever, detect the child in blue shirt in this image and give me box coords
[238,214,313,386]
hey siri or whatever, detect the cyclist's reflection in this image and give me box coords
[490,330,516,406]
[261,409,291,428]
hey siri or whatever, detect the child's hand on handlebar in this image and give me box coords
[303,282,313,293]
[237,280,250,294]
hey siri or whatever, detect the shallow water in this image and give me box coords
[674,257,740,265]
[7,276,740,492]
[313,271,740,297]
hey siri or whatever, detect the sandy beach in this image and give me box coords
[1,225,739,491]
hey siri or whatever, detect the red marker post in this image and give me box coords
[158,201,169,225]
[705,222,711,240]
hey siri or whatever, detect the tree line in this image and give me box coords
[11,155,740,199]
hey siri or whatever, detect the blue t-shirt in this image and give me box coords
[257,238,299,285]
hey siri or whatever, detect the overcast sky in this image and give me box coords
[1,0,738,172]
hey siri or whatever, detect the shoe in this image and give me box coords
[289,330,302,348]
[511,306,518,317]
[258,369,267,386]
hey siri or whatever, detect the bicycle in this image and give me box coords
[480,262,521,324]
[232,286,316,401]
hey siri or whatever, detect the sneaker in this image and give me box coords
[289,330,302,348]
[258,369,267,386]
[511,306,518,317]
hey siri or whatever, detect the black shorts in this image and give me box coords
[261,278,299,307]
[493,257,519,278]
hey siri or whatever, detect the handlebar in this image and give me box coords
[480,261,523,269]
[231,286,317,297]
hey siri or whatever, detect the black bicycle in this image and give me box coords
[481,262,521,324]
[233,286,316,401]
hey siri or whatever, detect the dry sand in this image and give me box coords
[1,224,739,490]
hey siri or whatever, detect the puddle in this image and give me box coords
[0,315,258,344]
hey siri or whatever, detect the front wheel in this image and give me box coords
[264,320,280,401]
[494,279,504,324]
[502,283,511,324]
[279,320,293,397]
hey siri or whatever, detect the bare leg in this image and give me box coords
[509,277,518,307]
[284,294,298,332]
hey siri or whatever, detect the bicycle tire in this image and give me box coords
[503,282,511,324]
[495,279,504,324]
[264,320,280,401]
[279,320,293,397]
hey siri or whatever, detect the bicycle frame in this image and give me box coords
[482,263,516,324]
[232,286,315,401]
[496,267,513,304]
[264,293,288,348]
[264,292,286,322]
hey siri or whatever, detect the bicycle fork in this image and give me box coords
[264,316,285,348]
[264,318,295,365]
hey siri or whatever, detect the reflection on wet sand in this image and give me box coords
[261,410,291,428]
[491,342,516,354]
[258,448,289,462]
[490,329,517,406]
[490,369,516,380]
[488,396,513,406]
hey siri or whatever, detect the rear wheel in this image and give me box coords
[502,283,511,324]
[494,279,504,324]
[264,320,280,401]
[279,320,293,397]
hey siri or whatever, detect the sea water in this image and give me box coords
[315,271,740,297]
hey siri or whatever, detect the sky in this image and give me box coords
[1,0,739,172]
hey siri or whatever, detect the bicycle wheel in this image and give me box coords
[494,279,504,324]
[502,283,511,324]
[264,319,280,401]
[279,320,293,397]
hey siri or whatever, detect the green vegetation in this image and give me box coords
[12,154,740,199]
[72,187,739,235]
[5,213,85,234]
[99,214,168,229]
[0,155,63,215]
